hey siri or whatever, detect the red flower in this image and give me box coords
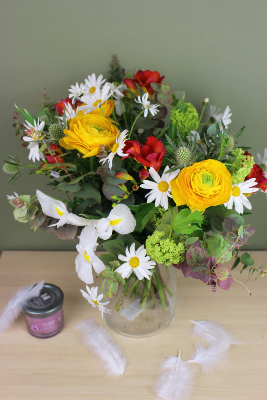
[245,164,267,192]
[124,79,139,97]
[139,168,149,180]
[133,70,165,97]
[122,136,166,172]
[55,98,73,115]
[46,144,64,164]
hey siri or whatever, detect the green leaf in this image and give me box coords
[98,267,114,279]
[39,144,47,153]
[109,260,121,270]
[113,272,125,285]
[98,253,117,265]
[57,182,81,192]
[129,203,157,232]
[173,209,204,235]
[15,105,36,125]
[117,234,141,248]
[75,183,101,202]
[102,239,125,254]
[68,172,97,184]
[74,198,97,215]
[240,252,254,267]
[231,256,240,270]
[106,280,119,298]
[185,237,199,245]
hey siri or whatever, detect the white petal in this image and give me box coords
[75,255,93,284]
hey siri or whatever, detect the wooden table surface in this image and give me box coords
[0,250,267,400]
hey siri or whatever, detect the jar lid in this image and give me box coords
[22,283,64,318]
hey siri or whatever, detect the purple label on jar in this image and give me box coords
[25,309,62,334]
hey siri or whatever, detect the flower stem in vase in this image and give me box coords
[153,267,166,312]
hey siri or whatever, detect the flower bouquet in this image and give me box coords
[4,55,267,336]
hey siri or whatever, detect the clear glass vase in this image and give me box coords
[103,264,177,338]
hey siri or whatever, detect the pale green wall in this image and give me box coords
[1,0,267,251]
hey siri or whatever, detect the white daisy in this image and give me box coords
[80,286,111,318]
[135,92,159,117]
[257,148,267,178]
[109,83,126,99]
[7,192,19,200]
[116,243,156,280]
[96,204,136,240]
[83,73,106,95]
[114,99,126,116]
[58,103,79,123]
[208,105,222,122]
[140,166,180,210]
[80,82,113,114]
[224,178,259,214]
[219,106,232,131]
[75,221,105,284]
[23,119,46,162]
[100,130,128,169]
[69,82,85,102]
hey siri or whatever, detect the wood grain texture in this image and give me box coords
[0,250,266,400]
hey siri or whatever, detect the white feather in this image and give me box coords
[0,281,44,334]
[74,317,126,377]
[190,319,241,345]
[154,351,195,400]
[188,340,229,373]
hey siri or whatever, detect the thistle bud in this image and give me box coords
[176,147,192,167]
[224,136,235,153]
[3,163,20,175]
[48,124,65,141]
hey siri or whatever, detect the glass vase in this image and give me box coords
[103,264,177,338]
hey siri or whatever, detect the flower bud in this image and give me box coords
[118,184,128,192]
[202,98,209,105]
[48,124,65,141]
[3,163,20,175]
[176,147,192,167]
[132,184,139,191]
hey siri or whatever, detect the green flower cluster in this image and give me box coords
[171,103,199,136]
[146,231,187,266]
[229,148,254,184]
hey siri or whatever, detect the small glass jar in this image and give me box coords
[104,264,177,338]
[22,283,64,339]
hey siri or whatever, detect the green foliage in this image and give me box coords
[129,203,157,232]
[98,253,117,265]
[173,209,204,235]
[240,252,254,267]
[98,266,125,298]
[102,239,125,254]
[204,234,232,262]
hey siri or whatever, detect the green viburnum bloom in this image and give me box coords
[229,148,254,184]
[171,103,199,136]
[146,231,187,266]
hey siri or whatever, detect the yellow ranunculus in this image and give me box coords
[91,100,115,118]
[170,159,232,212]
[59,113,118,158]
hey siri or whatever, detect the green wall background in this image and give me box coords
[1,0,266,251]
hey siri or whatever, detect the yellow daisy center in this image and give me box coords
[91,299,99,305]
[232,186,241,197]
[55,205,64,216]
[111,143,119,153]
[129,256,140,268]
[89,86,96,94]
[110,218,123,226]
[158,181,169,192]
[84,251,90,263]
[93,99,102,108]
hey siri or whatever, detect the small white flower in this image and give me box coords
[114,99,126,116]
[58,103,79,123]
[208,105,222,122]
[69,82,85,102]
[7,192,19,200]
[83,73,106,95]
[36,190,90,228]
[116,243,156,280]
[257,148,267,179]
[50,171,60,178]
[100,130,128,169]
[96,204,136,240]
[109,83,126,99]
[135,92,159,117]
[140,166,180,210]
[26,142,45,163]
[224,178,259,214]
[80,83,113,114]
[80,286,111,318]
[75,221,105,284]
